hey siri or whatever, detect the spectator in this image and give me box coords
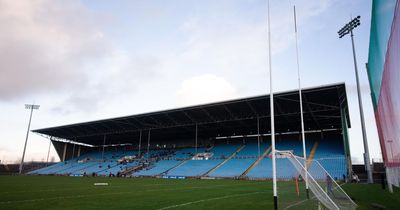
[327,175,333,195]
[351,172,360,183]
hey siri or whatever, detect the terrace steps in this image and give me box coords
[122,165,143,175]
[95,162,120,174]
[306,141,319,169]
[202,145,245,176]
[69,162,99,174]
[240,145,272,177]
[160,160,188,175]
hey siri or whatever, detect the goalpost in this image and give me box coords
[276,150,357,210]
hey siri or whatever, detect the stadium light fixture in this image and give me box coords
[19,104,40,174]
[338,16,373,184]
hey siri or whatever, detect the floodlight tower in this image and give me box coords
[19,104,40,174]
[338,16,373,184]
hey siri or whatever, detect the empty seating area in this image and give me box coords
[135,160,181,176]
[166,159,223,177]
[29,133,348,180]
[209,159,256,177]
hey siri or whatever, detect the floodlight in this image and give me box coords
[19,103,40,174]
[338,15,373,184]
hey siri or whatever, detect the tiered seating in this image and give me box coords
[166,160,223,176]
[312,138,347,180]
[275,139,314,157]
[247,158,299,179]
[246,158,272,178]
[98,160,139,176]
[165,144,239,177]
[210,144,239,157]
[209,142,269,177]
[209,159,255,177]
[236,142,269,156]
[29,152,95,175]
[135,160,181,176]
[246,139,306,179]
[173,148,199,159]
[29,135,347,180]
[29,151,134,175]
[28,162,67,174]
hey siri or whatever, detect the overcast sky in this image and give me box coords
[0,0,381,164]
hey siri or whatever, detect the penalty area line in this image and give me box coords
[157,191,267,210]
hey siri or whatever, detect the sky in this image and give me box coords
[0,0,380,164]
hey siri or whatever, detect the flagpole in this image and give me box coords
[293,5,309,199]
[267,0,277,209]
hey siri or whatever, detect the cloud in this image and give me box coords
[176,74,237,106]
[0,0,161,114]
[167,0,334,77]
[268,0,333,54]
[0,146,8,152]
[49,49,162,114]
[0,0,111,100]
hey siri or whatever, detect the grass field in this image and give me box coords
[0,176,399,210]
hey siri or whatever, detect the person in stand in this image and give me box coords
[326,174,333,196]
[352,172,360,183]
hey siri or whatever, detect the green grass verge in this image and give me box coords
[342,183,400,210]
[0,176,398,209]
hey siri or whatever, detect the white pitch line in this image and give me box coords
[157,191,266,210]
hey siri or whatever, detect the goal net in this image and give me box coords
[276,150,357,210]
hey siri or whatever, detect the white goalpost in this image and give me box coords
[266,0,277,209]
[266,2,355,210]
[293,4,309,199]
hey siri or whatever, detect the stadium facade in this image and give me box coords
[30,83,352,180]
[367,0,400,188]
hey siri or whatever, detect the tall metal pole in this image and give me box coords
[257,117,261,157]
[350,29,373,184]
[45,138,52,167]
[147,129,151,159]
[293,5,309,198]
[72,141,76,159]
[338,16,373,184]
[195,124,198,154]
[102,135,106,161]
[138,130,142,157]
[19,104,40,174]
[267,1,277,209]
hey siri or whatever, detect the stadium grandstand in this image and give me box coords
[28,83,352,181]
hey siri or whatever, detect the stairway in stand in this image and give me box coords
[240,146,272,177]
[202,145,246,176]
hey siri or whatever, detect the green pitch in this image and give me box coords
[0,176,398,210]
